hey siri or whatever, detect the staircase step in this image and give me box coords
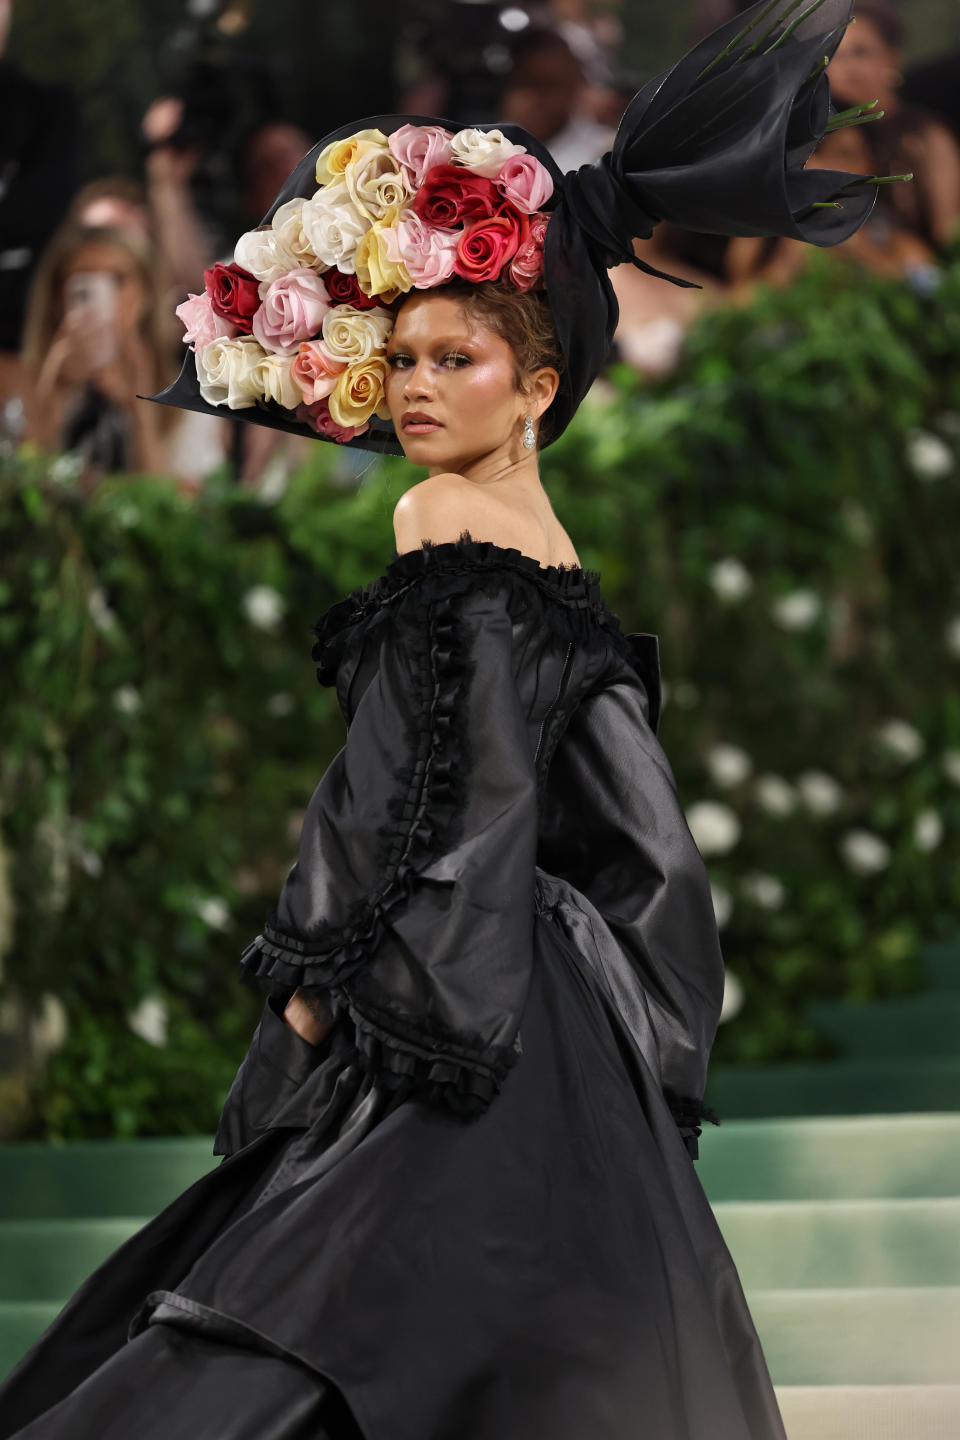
[923,942,960,992]
[807,994,960,1060]
[698,1114,960,1201]
[714,1198,960,1289]
[0,1302,61,1383]
[0,1219,144,1301]
[749,1287,960,1386]
[775,1385,960,1440]
[705,1058,960,1119]
[0,1137,217,1219]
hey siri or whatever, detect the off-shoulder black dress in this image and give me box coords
[0,539,786,1440]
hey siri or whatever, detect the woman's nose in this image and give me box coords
[403,361,435,400]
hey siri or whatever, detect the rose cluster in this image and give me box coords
[175,125,554,443]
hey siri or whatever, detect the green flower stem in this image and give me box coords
[763,0,832,56]
[694,0,793,86]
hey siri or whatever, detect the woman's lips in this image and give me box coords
[402,419,443,433]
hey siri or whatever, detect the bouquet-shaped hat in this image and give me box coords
[150,0,885,455]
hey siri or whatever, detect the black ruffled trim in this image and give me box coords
[664,1089,721,1160]
[311,532,639,690]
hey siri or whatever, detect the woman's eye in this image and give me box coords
[443,353,471,367]
[386,354,412,368]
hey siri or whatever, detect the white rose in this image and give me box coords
[321,303,393,363]
[944,750,960,787]
[914,809,944,852]
[344,147,410,221]
[709,557,753,602]
[719,969,745,1024]
[194,896,230,931]
[741,872,786,910]
[252,351,300,409]
[243,584,285,632]
[875,718,924,764]
[772,589,822,631]
[797,770,844,817]
[301,181,371,273]
[710,882,734,929]
[840,829,891,876]
[706,743,753,788]
[196,335,266,409]
[754,774,797,816]
[449,127,525,177]
[945,617,960,660]
[234,226,301,283]
[905,428,954,481]
[270,198,321,269]
[112,684,141,716]
[127,994,168,1047]
[687,801,742,856]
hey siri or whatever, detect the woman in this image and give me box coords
[0,4,890,1437]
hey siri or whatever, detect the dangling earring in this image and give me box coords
[522,414,536,451]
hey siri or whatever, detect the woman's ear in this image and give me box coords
[529,366,560,421]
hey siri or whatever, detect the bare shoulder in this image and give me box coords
[393,473,498,554]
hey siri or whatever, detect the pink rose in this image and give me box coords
[291,341,346,404]
[495,154,553,214]
[388,124,454,188]
[175,291,238,350]
[252,269,332,354]
[508,211,549,291]
[454,210,528,284]
[384,212,459,289]
[296,398,369,443]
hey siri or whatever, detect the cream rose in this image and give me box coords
[196,335,266,409]
[301,181,371,273]
[234,227,298,284]
[270,198,321,270]
[449,127,525,178]
[321,303,394,363]
[328,356,391,429]
[252,351,300,409]
[315,128,389,186]
[354,210,413,300]
[344,147,410,222]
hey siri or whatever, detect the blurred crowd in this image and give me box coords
[1,0,958,492]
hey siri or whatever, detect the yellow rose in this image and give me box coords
[315,129,389,187]
[354,207,413,301]
[328,356,391,428]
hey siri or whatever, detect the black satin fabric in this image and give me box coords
[0,541,785,1440]
[147,0,874,455]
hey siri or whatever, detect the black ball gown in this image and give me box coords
[0,537,786,1440]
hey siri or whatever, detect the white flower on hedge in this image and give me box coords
[87,587,118,634]
[709,557,753,602]
[194,896,230,931]
[840,829,891,876]
[706,743,753,788]
[944,750,960,787]
[710,882,734,929]
[127,994,168,1047]
[114,503,141,529]
[914,809,944,852]
[797,770,844,817]
[754,774,797,816]
[841,500,872,544]
[771,589,822,631]
[945,618,960,660]
[671,679,700,710]
[77,846,103,878]
[687,801,742,856]
[112,684,141,716]
[875,718,924,764]
[49,453,83,485]
[242,584,285,631]
[266,692,296,718]
[31,994,69,1057]
[905,428,954,481]
[719,968,745,1024]
[741,871,786,910]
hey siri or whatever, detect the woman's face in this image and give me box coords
[828,16,900,108]
[384,293,533,474]
[61,241,148,336]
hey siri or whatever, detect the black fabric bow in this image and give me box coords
[147,0,875,454]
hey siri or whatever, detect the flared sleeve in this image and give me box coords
[538,643,724,1154]
[237,573,539,1117]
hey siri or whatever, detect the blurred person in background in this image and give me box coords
[236,120,313,227]
[499,24,615,172]
[21,224,178,485]
[828,0,960,251]
[0,0,79,425]
[68,178,152,242]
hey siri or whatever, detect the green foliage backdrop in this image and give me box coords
[2,256,959,1138]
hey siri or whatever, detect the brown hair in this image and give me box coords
[852,0,905,53]
[397,278,565,447]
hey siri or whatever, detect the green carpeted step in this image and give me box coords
[0,1302,61,1383]
[697,1114,960,1202]
[713,1199,960,1289]
[0,1219,145,1301]
[922,942,960,992]
[705,1056,960,1119]
[748,1287,960,1386]
[806,994,960,1060]
[0,1137,218,1220]
[775,1385,960,1440]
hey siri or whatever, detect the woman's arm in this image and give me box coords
[283,987,335,1045]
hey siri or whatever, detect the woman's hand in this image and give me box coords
[283,988,335,1046]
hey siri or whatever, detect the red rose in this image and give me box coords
[322,269,381,310]
[454,209,529,284]
[412,165,500,230]
[203,262,260,333]
[295,398,369,444]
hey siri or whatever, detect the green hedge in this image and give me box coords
[2,253,959,1138]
